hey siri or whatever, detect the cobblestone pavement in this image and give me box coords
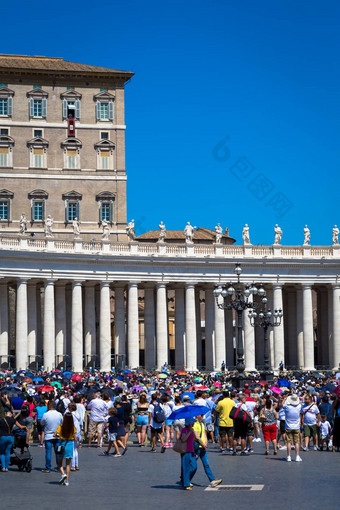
[1,437,339,510]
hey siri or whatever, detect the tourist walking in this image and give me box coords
[193,414,222,488]
[54,412,77,486]
[283,394,302,462]
[40,401,63,473]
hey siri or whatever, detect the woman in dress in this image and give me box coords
[260,397,279,455]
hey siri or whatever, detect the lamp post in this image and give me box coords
[213,263,266,389]
[248,301,283,381]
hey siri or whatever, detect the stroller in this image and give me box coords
[10,428,33,472]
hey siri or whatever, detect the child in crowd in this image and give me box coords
[104,407,124,457]
[319,414,331,451]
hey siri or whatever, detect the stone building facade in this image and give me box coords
[0,55,133,240]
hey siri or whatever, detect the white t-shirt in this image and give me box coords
[148,402,165,429]
[301,404,319,426]
[245,401,256,419]
[319,420,331,437]
[87,398,107,422]
[283,403,301,430]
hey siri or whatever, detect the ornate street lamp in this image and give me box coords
[248,300,283,381]
[213,263,266,388]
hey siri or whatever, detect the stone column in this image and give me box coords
[144,287,156,370]
[71,281,83,372]
[328,288,334,369]
[16,279,28,370]
[296,287,304,369]
[332,284,340,370]
[0,282,9,366]
[114,285,126,360]
[84,283,96,366]
[27,283,37,367]
[156,282,168,369]
[185,283,197,371]
[127,282,139,369]
[317,289,329,366]
[302,284,315,370]
[100,282,111,372]
[225,308,234,367]
[204,288,215,371]
[55,283,67,367]
[175,287,186,369]
[244,294,256,371]
[266,288,275,369]
[43,279,55,372]
[214,297,225,371]
[286,288,297,367]
[273,284,285,369]
[196,289,202,369]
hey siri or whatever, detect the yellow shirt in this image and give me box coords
[193,421,206,448]
[56,424,76,440]
[215,398,235,427]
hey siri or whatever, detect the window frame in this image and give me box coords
[28,190,48,223]
[93,91,115,123]
[0,189,14,222]
[61,138,82,170]
[0,87,14,118]
[94,139,115,170]
[60,89,82,120]
[96,191,115,224]
[0,135,14,167]
[27,88,48,119]
[62,191,82,223]
[27,136,48,169]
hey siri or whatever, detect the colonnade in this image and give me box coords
[0,279,339,372]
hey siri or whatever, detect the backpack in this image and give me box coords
[153,403,165,424]
[56,399,65,414]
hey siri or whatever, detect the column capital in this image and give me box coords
[72,280,85,287]
[156,282,167,289]
[128,281,140,288]
[301,283,313,290]
[44,278,56,285]
[185,282,197,289]
[331,283,340,290]
[100,281,111,288]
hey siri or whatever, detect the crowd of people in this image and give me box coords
[0,367,339,488]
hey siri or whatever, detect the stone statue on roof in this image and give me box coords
[332,225,339,245]
[214,223,223,244]
[45,215,53,237]
[101,220,110,240]
[72,217,80,237]
[158,221,166,242]
[184,222,195,243]
[274,224,282,245]
[126,219,136,241]
[242,224,251,245]
[303,224,310,245]
[19,213,27,235]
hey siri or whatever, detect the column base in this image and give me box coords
[259,370,274,382]
[232,372,252,390]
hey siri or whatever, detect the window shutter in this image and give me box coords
[42,200,45,221]
[76,201,80,219]
[108,101,114,121]
[96,101,100,120]
[29,98,34,117]
[8,97,13,116]
[42,99,47,118]
[110,201,114,222]
[65,202,69,222]
[75,100,81,119]
[62,100,67,119]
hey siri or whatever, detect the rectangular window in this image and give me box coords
[33,201,44,221]
[99,102,108,120]
[0,200,8,219]
[0,148,8,166]
[67,149,77,169]
[67,202,79,221]
[101,132,109,140]
[0,98,8,116]
[34,129,42,137]
[101,151,109,169]
[33,148,43,168]
[101,202,112,222]
[0,128,9,135]
[33,99,42,117]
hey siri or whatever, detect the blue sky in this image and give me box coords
[2,0,340,245]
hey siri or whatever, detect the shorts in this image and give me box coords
[303,424,317,437]
[108,432,117,442]
[285,429,299,445]
[165,419,174,426]
[151,426,163,435]
[320,434,330,441]
[124,423,130,434]
[262,424,277,442]
[25,417,33,430]
[206,423,214,432]
[247,423,254,437]
[279,420,286,434]
[36,419,43,434]
[88,420,104,436]
[136,414,148,427]
[219,426,233,438]
[57,439,74,459]
[233,421,248,440]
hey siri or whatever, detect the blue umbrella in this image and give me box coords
[62,372,72,380]
[169,405,209,420]
[277,379,291,387]
[181,392,195,402]
[33,377,44,382]
[123,369,132,374]
[24,371,35,378]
